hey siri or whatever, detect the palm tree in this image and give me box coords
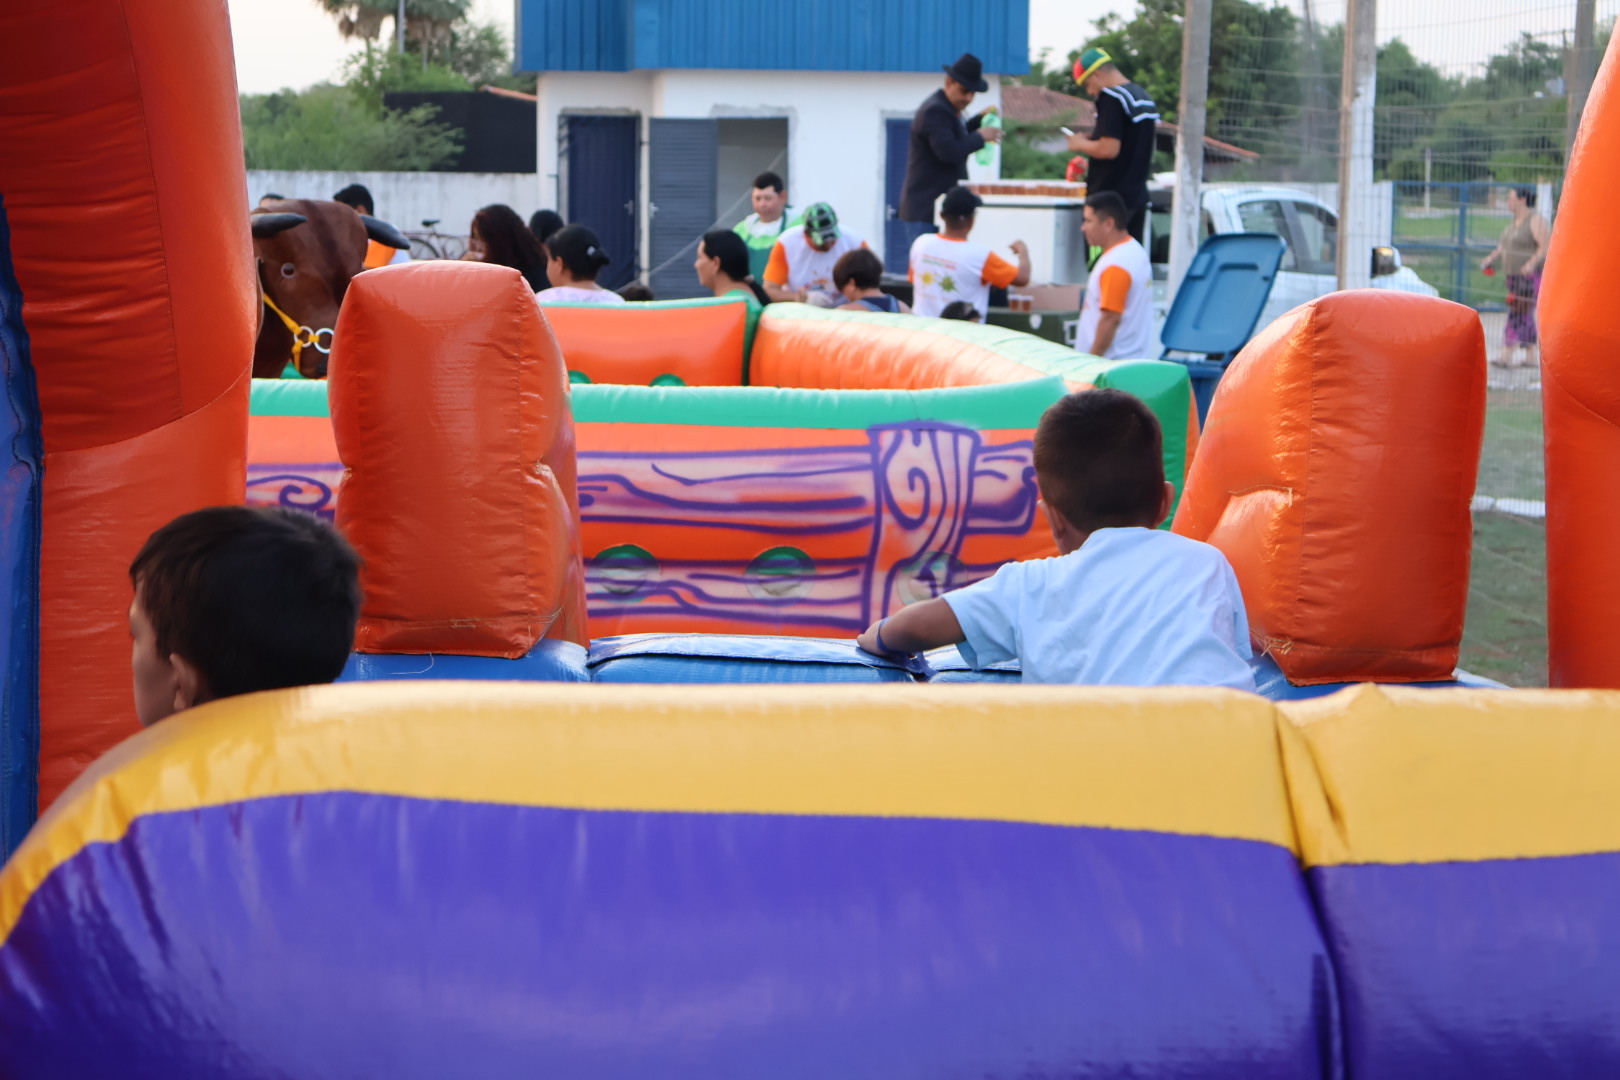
[313,0,471,63]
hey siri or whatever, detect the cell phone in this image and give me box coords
[1060,127,1075,136]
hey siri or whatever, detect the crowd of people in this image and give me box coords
[285,44,1164,356]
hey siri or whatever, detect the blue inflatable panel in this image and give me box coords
[338,640,591,683]
[0,794,1338,1078]
[923,646,1021,684]
[1250,654,1506,700]
[588,634,918,683]
[1311,853,1620,1078]
[0,195,44,860]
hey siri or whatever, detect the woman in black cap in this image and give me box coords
[898,53,1003,250]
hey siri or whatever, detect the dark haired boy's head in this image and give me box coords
[332,183,374,215]
[940,300,981,322]
[128,506,362,727]
[833,247,884,292]
[1033,389,1172,549]
[1082,190,1130,243]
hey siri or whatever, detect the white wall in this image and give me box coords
[246,170,543,237]
[533,69,1004,272]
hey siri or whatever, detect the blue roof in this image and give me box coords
[516,0,1029,75]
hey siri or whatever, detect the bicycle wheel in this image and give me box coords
[435,234,468,261]
[408,236,443,261]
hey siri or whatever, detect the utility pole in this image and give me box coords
[1566,0,1597,160]
[1336,0,1376,291]
[1169,0,1213,296]
[397,0,406,54]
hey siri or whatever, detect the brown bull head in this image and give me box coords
[250,199,408,378]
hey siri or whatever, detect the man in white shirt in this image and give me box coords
[1075,190,1157,358]
[909,186,1031,318]
[855,389,1254,690]
[763,203,867,304]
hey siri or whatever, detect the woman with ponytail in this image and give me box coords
[535,225,626,306]
[695,230,770,309]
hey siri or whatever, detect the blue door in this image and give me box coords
[565,114,638,290]
[883,117,912,274]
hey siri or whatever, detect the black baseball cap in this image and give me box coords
[941,186,983,219]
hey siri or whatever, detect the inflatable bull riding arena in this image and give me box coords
[2,2,1620,1077]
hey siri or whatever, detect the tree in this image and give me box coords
[313,0,471,65]
[241,84,463,171]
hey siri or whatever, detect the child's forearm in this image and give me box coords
[855,599,965,655]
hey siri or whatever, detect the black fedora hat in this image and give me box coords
[942,53,989,93]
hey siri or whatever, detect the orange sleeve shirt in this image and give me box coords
[1095,264,1133,314]
[981,250,1019,288]
[763,241,790,285]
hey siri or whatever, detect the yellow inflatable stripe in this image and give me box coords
[1281,685,1620,867]
[0,681,1293,946]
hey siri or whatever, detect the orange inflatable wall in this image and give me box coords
[1173,291,1485,684]
[545,299,748,386]
[331,263,588,654]
[1539,42,1620,688]
[0,0,254,806]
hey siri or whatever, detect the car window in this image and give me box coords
[1291,202,1337,275]
[1237,199,1297,271]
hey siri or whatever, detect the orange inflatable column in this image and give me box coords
[331,262,587,654]
[0,0,254,808]
[1538,42,1620,688]
[1173,292,1484,684]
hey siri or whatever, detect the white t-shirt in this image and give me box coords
[764,228,867,299]
[908,233,1021,318]
[942,527,1256,690]
[535,286,626,306]
[1076,237,1157,358]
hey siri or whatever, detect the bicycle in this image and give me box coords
[402,219,469,261]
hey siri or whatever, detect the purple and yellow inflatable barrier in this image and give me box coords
[5,681,1620,1076]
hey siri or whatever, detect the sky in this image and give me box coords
[228,0,1602,96]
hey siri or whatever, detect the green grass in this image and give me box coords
[1478,387,1545,501]
[1461,510,1547,687]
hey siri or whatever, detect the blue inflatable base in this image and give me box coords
[338,639,590,683]
[336,634,1507,695]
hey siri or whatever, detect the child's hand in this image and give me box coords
[855,623,889,656]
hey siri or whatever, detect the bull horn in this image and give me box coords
[251,212,307,238]
[361,214,410,250]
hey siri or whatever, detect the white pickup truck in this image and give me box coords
[1145,184,1438,341]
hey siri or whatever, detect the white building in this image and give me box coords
[518,0,1027,295]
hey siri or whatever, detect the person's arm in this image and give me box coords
[1524,214,1551,274]
[1090,310,1122,356]
[922,103,986,167]
[762,241,800,303]
[856,598,964,656]
[1067,93,1124,159]
[1009,240,1032,286]
[1088,263,1132,356]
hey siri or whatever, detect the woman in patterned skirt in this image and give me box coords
[1480,187,1550,368]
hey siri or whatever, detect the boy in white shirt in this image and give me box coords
[856,389,1255,690]
[909,185,1031,318]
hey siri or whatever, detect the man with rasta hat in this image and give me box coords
[1067,47,1159,243]
[899,52,1004,249]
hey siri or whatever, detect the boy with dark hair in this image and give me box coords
[909,185,1030,318]
[128,506,363,727]
[834,248,907,313]
[1078,190,1156,359]
[857,390,1254,689]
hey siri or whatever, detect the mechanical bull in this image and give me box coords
[251,199,409,378]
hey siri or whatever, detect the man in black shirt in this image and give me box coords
[1066,48,1159,242]
[899,53,1004,250]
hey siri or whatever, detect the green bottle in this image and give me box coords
[975,109,1002,166]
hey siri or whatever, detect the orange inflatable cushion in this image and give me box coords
[331,262,587,655]
[543,300,747,386]
[752,311,1054,391]
[1172,291,1485,684]
[1538,44,1620,687]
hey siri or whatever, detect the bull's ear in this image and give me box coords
[251,212,307,238]
[360,214,410,250]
